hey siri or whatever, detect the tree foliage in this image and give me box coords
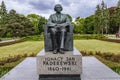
[0,1,7,25]
[0,1,48,37]
[1,9,35,37]
[38,16,47,34]
[1,0,120,37]
[84,15,94,34]
[27,14,47,35]
[94,5,102,34]
[74,17,85,34]
[115,0,120,33]
[94,1,110,34]
[0,1,36,37]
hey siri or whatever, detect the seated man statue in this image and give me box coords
[47,4,71,54]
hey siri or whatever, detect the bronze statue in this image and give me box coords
[47,4,71,54]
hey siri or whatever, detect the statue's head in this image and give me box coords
[54,4,63,13]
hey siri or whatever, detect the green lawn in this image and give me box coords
[0,40,120,58]
[74,40,120,54]
[0,41,44,58]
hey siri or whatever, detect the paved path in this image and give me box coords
[1,57,120,80]
[0,40,16,43]
[108,37,120,40]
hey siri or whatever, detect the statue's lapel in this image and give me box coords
[59,14,62,22]
[54,15,57,22]
[54,14,63,23]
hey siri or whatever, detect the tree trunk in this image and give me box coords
[119,25,120,34]
[105,28,108,34]
[102,27,104,34]
[105,24,108,34]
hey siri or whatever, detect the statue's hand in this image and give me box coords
[56,24,61,29]
[56,23,68,29]
[57,24,61,27]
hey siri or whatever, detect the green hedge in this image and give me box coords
[99,38,120,43]
[22,35,44,41]
[74,34,105,40]
[21,34,105,41]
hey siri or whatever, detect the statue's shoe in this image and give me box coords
[53,50,57,54]
[59,49,64,54]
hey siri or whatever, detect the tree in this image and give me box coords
[94,4,102,34]
[1,9,35,37]
[4,23,24,37]
[27,14,40,34]
[74,17,85,34]
[38,16,47,34]
[0,1,7,16]
[104,5,110,34]
[27,14,47,34]
[0,1,7,25]
[94,0,110,34]
[115,0,120,33]
[84,15,95,34]
[108,7,117,33]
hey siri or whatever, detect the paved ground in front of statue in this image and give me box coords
[1,57,120,80]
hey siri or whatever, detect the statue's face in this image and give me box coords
[55,6,62,13]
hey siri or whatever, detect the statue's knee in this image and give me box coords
[50,28,57,34]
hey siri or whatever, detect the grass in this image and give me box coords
[74,39,120,74]
[0,41,44,58]
[0,41,44,77]
[74,39,120,54]
[0,39,120,59]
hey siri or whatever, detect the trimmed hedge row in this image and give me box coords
[21,34,105,41]
[81,50,120,62]
[0,53,36,66]
[99,38,120,43]
[74,34,105,40]
[0,53,36,77]
[21,35,44,41]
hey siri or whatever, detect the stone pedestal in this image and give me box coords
[37,48,82,80]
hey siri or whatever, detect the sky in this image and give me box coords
[0,0,119,19]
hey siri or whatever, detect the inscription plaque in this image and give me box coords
[37,48,82,75]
